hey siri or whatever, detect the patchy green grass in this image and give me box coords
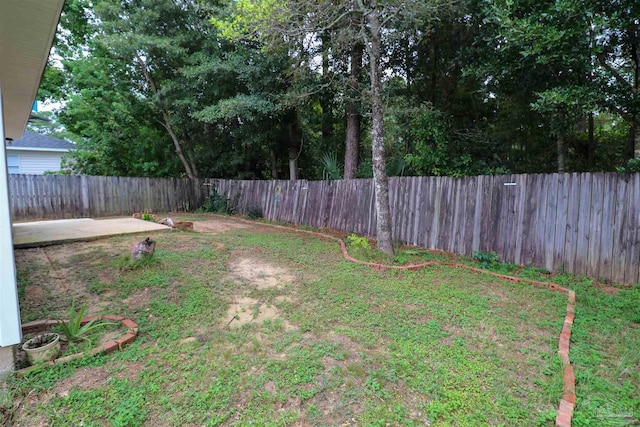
[6,215,639,426]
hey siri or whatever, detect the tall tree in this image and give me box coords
[94,0,202,178]
[591,0,640,159]
[216,1,450,254]
[479,0,595,172]
[344,43,363,179]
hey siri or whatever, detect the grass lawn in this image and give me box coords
[4,215,639,426]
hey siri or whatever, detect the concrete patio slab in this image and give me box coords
[12,218,170,248]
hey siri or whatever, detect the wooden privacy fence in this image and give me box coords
[213,173,640,285]
[9,173,640,284]
[9,174,211,220]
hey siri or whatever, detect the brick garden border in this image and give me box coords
[17,315,138,375]
[211,214,576,427]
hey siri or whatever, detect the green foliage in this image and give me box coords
[201,189,235,214]
[346,233,370,250]
[141,212,153,222]
[36,0,640,181]
[472,251,500,270]
[55,300,115,343]
[321,152,343,180]
[615,159,640,173]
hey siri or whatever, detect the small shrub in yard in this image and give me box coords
[473,250,499,269]
[347,233,371,250]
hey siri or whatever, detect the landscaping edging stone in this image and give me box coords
[18,315,138,375]
[210,214,577,427]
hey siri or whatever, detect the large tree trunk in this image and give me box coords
[344,45,362,180]
[365,7,394,256]
[135,55,196,179]
[634,45,640,159]
[321,32,333,145]
[288,118,301,181]
[557,134,566,172]
[269,149,278,179]
[556,109,566,172]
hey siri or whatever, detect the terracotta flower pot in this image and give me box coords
[23,333,60,365]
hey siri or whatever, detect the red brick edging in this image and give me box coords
[18,315,138,375]
[211,214,576,427]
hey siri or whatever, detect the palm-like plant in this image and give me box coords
[55,299,115,342]
[321,152,343,180]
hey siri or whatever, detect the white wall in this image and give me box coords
[6,149,66,174]
[0,84,22,349]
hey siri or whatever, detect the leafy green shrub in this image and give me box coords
[472,251,500,269]
[141,212,153,221]
[615,158,640,173]
[202,189,234,214]
[321,152,343,180]
[347,233,371,250]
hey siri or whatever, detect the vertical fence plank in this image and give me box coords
[552,173,569,273]
[513,174,527,265]
[611,175,629,284]
[563,173,580,274]
[624,174,640,283]
[478,175,495,253]
[503,174,519,264]
[542,174,559,271]
[461,176,477,256]
[574,173,592,277]
[598,174,616,281]
[587,173,605,279]
[422,177,435,248]
[519,174,537,268]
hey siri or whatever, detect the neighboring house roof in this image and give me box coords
[6,131,75,153]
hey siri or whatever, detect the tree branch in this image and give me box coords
[597,53,632,89]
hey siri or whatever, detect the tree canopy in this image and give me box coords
[42,0,640,180]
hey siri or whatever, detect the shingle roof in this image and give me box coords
[6,131,75,151]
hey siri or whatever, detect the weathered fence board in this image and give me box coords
[9,172,640,284]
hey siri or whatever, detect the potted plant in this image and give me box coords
[22,332,60,365]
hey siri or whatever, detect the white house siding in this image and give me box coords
[6,149,65,174]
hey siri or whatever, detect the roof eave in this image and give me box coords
[5,147,71,153]
[0,1,66,139]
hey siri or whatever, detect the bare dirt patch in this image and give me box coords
[593,281,621,296]
[225,296,295,330]
[228,257,295,289]
[52,362,143,400]
[15,242,131,318]
[123,287,153,309]
[193,220,249,234]
[222,255,297,329]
